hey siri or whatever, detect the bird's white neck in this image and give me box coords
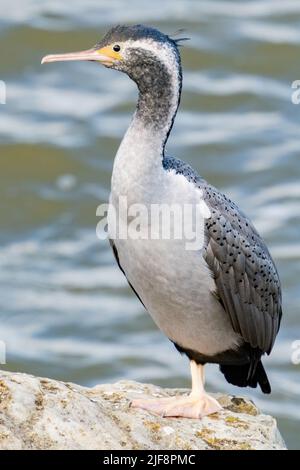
[111,58,182,198]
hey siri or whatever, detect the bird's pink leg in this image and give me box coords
[131,360,222,418]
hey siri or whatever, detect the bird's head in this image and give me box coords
[42,24,185,90]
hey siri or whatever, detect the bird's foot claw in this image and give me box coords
[131,393,221,419]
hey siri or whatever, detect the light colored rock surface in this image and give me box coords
[0,370,286,450]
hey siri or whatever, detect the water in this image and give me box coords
[0,0,299,449]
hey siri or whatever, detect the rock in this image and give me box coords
[0,370,286,450]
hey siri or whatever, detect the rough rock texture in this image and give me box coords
[0,370,286,450]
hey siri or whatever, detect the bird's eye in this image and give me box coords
[113,45,121,52]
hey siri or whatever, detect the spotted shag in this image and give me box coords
[42,24,282,418]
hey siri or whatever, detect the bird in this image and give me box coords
[41,24,282,418]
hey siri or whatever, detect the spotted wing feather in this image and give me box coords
[163,155,282,354]
[202,183,281,354]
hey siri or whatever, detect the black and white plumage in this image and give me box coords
[42,24,282,418]
[163,155,281,393]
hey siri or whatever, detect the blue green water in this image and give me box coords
[0,0,299,449]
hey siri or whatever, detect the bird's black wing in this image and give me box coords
[163,155,282,354]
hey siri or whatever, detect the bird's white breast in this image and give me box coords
[108,121,240,356]
[108,107,239,355]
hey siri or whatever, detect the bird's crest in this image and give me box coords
[169,29,190,45]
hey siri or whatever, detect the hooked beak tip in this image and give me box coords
[41,54,62,65]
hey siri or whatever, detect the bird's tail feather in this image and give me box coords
[219,360,271,394]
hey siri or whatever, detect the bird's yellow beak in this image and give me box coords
[41,46,122,66]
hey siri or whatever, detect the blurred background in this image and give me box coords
[0,0,299,449]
